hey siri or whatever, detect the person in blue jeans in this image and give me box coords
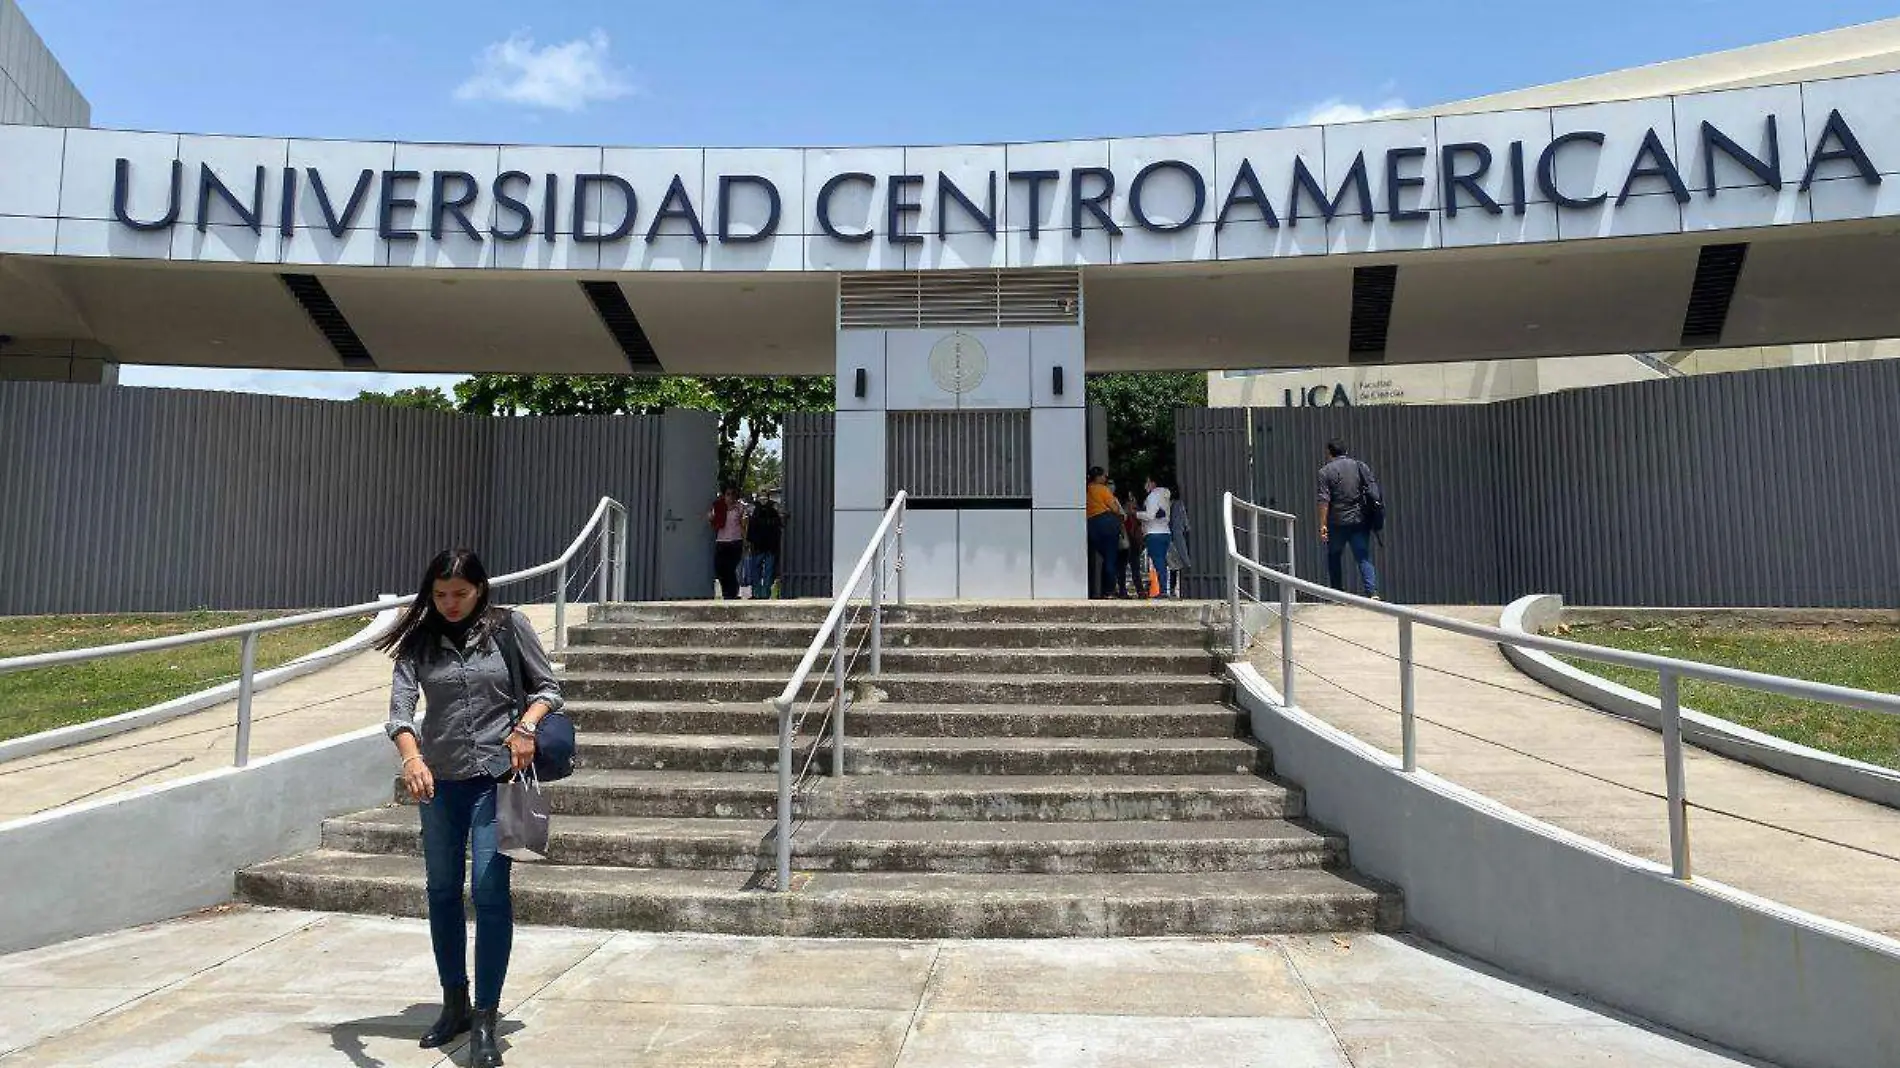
[379,548,562,1068]
[1317,440,1380,599]
[1136,476,1175,598]
[746,495,784,599]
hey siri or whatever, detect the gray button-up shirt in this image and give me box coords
[386,608,563,781]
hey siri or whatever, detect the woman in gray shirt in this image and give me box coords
[377,548,561,1067]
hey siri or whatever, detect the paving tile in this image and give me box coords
[894,1012,1349,1068]
[177,913,609,1004]
[0,990,447,1068]
[922,938,1312,1018]
[1331,1019,1762,1067]
[536,931,935,1010]
[1279,934,1609,1026]
[0,906,315,991]
[501,998,911,1067]
[0,985,150,1056]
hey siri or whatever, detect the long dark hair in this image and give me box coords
[375,548,508,660]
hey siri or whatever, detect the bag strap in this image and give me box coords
[493,609,528,722]
[1356,461,1379,504]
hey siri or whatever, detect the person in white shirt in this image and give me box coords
[1135,477,1174,598]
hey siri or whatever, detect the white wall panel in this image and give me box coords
[1032,407,1087,508]
[957,509,1031,599]
[834,330,885,412]
[1030,326,1083,409]
[1033,508,1088,599]
[0,124,62,216]
[59,129,180,222]
[833,410,887,511]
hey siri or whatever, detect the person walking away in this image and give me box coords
[746,494,784,599]
[1085,467,1123,600]
[1166,487,1192,598]
[378,548,562,1067]
[1121,490,1144,598]
[1136,477,1175,599]
[1317,439,1380,599]
[707,484,746,599]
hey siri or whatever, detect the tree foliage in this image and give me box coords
[355,386,456,411]
[1085,371,1208,492]
[452,374,834,489]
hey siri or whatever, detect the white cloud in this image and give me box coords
[1285,97,1411,126]
[118,366,468,402]
[454,30,635,111]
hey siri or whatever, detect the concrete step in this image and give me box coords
[569,734,1269,776]
[238,851,1401,937]
[393,770,1305,821]
[588,602,1227,627]
[562,701,1248,739]
[322,808,1347,874]
[562,673,1229,706]
[566,621,1220,651]
[562,647,1222,678]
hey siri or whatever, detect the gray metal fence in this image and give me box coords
[780,411,835,599]
[1175,406,1253,600]
[1229,360,1900,608]
[0,382,717,615]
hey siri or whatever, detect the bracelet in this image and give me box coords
[400,754,423,768]
[511,723,537,740]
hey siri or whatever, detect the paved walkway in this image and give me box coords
[1252,605,1900,938]
[0,906,1763,1067]
[0,606,559,821]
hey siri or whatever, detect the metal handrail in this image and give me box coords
[770,490,908,890]
[0,496,629,766]
[1221,491,1900,881]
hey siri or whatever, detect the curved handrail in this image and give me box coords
[1220,489,1900,881]
[0,496,626,675]
[1220,493,1900,716]
[0,496,626,768]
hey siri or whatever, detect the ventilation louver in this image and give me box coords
[839,269,1081,330]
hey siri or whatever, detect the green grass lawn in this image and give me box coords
[0,612,370,743]
[1558,623,1900,771]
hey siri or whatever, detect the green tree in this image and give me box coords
[453,374,833,490]
[355,385,455,411]
[1085,371,1208,492]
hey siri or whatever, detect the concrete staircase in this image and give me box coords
[238,601,1401,937]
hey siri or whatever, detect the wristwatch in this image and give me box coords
[512,720,537,737]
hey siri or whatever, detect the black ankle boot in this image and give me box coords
[469,1008,503,1067]
[418,984,471,1049]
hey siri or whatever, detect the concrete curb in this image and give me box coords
[0,726,392,955]
[1230,661,1900,1068]
[0,605,403,765]
[1498,595,1900,811]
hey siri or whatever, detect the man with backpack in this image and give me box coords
[1317,439,1382,600]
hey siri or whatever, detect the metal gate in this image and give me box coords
[1173,406,1253,600]
[779,412,835,599]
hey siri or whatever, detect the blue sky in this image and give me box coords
[18,0,1896,399]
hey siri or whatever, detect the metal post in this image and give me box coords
[597,515,611,605]
[554,563,568,652]
[1279,578,1296,708]
[1284,516,1297,578]
[1227,553,1243,661]
[894,518,907,605]
[1659,670,1692,880]
[234,632,258,767]
[613,506,629,602]
[774,698,793,890]
[831,621,847,778]
[871,543,886,677]
[1248,513,1263,601]
[1398,618,1416,772]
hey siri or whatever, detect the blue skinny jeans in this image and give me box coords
[419,776,513,1011]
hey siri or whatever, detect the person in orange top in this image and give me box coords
[1084,467,1123,599]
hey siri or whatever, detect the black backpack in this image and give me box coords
[1357,461,1386,533]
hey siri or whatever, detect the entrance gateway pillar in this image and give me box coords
[831,270,1088,599]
